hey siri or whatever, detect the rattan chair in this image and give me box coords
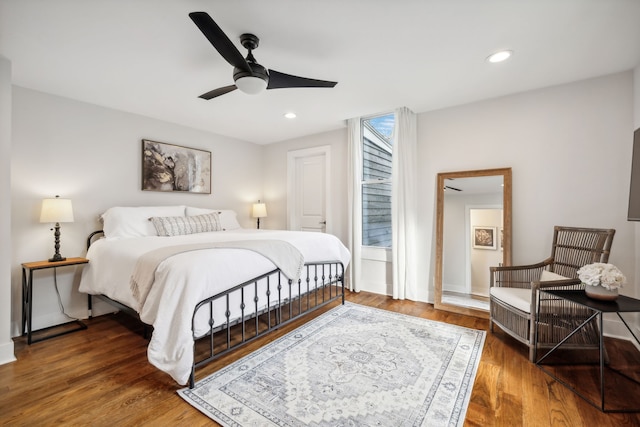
[489,226,615,362]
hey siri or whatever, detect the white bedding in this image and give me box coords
[79,229,351,385]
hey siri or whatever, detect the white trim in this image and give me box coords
[603,316,640,352]
[443,282,467,294]
[286,145,331,233]
[0,340,15,365]
[0,56,14,365]
[362,246,392,262]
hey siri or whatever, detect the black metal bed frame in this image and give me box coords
[86,230,345,388]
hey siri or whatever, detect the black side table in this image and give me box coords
[22,257,89,344]
[535,289,640,412]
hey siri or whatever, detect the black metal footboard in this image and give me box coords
[189,260,345,388]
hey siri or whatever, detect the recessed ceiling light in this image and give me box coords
[487,50,513,63]
[284,112,297,119]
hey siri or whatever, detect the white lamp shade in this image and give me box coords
[252,203,267,218]
[40,198,74,223]
[236,76,268,95]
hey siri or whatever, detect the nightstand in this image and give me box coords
[21,257,89,344]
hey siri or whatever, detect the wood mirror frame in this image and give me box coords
[434,168,512,318]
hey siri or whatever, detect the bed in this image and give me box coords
[79,205,350,387]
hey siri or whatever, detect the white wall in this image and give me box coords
[262,128,348,244]
[0,57,15,364]
[419,71,635,299]
[469,208,502,296]
[635,66,640,128]
[419,71,636,336]
[633,66,640,340]
[9,87,265,336]
[262,72,636,315]
[5,69,637,351]
[442,196,467,293]
[442,192,502,295]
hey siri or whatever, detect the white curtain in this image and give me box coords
[391,107,418,300]
[347,118,362,292]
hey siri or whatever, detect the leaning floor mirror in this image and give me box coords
[434,168,512,318]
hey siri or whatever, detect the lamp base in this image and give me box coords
[48,222,66,262]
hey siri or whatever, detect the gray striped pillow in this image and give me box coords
[150,213,221,236]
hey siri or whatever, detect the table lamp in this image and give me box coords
[252,200,267,229]
[40,195,74,262]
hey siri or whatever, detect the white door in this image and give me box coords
[287,146,331,233]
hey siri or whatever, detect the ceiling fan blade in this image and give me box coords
[445,185,462,191]
[267,69,337,90]
[189,12,251,73]
[198,85,238,100]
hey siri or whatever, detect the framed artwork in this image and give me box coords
[500,228,504,251]
[142,139,211,193]
[473,226,497,250]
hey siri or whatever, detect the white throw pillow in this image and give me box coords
[185,206,214,216]
[150,213,222,236]
[186,207,242,230]
[101,205,186,238]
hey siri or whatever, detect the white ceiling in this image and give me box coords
[2,0,639,145]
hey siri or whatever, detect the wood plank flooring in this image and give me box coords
[1,290,639,426]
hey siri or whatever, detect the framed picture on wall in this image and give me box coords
[473,226,497,250]
[142,139,211,193]
[500,228,504,251]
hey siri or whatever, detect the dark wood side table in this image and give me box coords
[21,257,89,344]
[535,289,640,412]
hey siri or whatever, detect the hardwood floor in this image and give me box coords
[1,290,639,426]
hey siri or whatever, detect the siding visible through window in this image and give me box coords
[361,113,394,248]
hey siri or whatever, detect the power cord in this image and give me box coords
[53,267,80,322]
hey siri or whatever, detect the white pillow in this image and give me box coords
[101,205,186,238]
[540,270,570,281]
[150,213,222,236]
[186,207,242,230]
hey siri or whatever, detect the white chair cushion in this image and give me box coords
[490,287,532,313]
[490,270,570,313]
[540,270,568,281]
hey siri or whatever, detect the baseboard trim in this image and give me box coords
[603,317,640,351]
[0,339,16,365]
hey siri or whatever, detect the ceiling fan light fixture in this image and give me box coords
[189,12,338,100]
[235,76,268,95]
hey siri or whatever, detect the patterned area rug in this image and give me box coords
[178,302,485,426]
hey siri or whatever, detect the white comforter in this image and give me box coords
[79,229,351,385]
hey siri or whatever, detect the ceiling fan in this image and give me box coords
[189,12,338,100]
[444,179,462,192]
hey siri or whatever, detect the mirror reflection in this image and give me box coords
[435,168,512,318]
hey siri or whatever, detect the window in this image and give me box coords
[361,113,394,248]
